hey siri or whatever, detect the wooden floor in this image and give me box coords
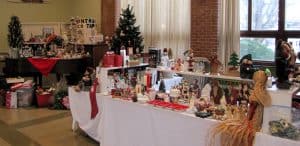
[0,107,99,146]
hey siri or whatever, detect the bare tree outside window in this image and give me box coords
[240,0,300,62]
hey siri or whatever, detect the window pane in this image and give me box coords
[288,38,300,63]
[240,0,248,30]
[240,37,275,61]
[285,0,300,30]
[252,0,279,30]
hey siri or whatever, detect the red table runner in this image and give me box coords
[90,78,99,119]
[27,58,59,76]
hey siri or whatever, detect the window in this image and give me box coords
[240,0,300,62]
[120,0,190,58]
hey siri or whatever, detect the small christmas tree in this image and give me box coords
[7,16,24,49]
[111,5,144,54]
[228,52,239,70]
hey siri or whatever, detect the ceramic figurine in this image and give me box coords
[209,54,222,75]
[174,58,183,71]
[275,39,296,89]
[240,54,256,79]
[74,67,95,92]
[161,48,169,68]
[210,80,224,105]
[223,83,239,105]
[184,48,195,72]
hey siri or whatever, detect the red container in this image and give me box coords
[37,93,52,107]
[103,51,115,67]
[114,55,123,67]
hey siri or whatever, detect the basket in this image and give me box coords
[37,93,52,107]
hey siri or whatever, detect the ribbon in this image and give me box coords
[90,78,99,119]
[27,58,59,76]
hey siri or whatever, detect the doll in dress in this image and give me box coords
[209,70,271,146]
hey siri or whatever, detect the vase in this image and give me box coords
[9,48,19,59]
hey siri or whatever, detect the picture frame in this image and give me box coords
[8,0,49,3]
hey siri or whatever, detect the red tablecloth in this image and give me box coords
[27,58,59,76]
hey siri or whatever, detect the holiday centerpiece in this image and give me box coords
[7,15,24,58]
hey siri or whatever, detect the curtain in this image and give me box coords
[120,0,190,58]
[218,0,240,70]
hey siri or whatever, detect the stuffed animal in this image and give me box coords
[209,54,222,75]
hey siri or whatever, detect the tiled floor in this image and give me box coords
[0,107,99,146]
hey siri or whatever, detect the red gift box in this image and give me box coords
[114,55,123,67]
[102,51,115,67]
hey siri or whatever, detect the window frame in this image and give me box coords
[240,0,300,65]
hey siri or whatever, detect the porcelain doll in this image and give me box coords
[210,80,224,105]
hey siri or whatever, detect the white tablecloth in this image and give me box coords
[69,88,300,146]
[69,88,103,141]
[98,97,300,146]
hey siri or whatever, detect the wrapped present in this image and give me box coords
[6,91,17,109]
[0,89,6,106]
[17,88,33,107]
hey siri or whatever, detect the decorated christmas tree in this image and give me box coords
[228,52,239,70]
[111,5,144,54]
[7,16,24,49]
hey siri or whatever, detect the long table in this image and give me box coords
[4,58,89,86]
[69,88,300,146]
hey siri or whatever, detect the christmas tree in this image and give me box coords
[7,16,24,49]
[111,5,144,54]
[228,52,239,69]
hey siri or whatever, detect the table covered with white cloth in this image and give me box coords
[98,96,300,146]
[69,88,103,141]
[68,88,300,146]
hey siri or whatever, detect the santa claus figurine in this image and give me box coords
[276,39,296,89]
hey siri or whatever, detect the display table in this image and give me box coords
[4,58,89,86]
[68,88,300,146]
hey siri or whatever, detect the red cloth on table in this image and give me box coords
[27,58,59,76]
[90,78,99,119]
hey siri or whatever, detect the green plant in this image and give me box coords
[111,5,144,54]
[240,39,274,61]
[7,16,24,48]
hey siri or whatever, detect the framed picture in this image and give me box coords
[8,0,49,3]
[43,27,54,37]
